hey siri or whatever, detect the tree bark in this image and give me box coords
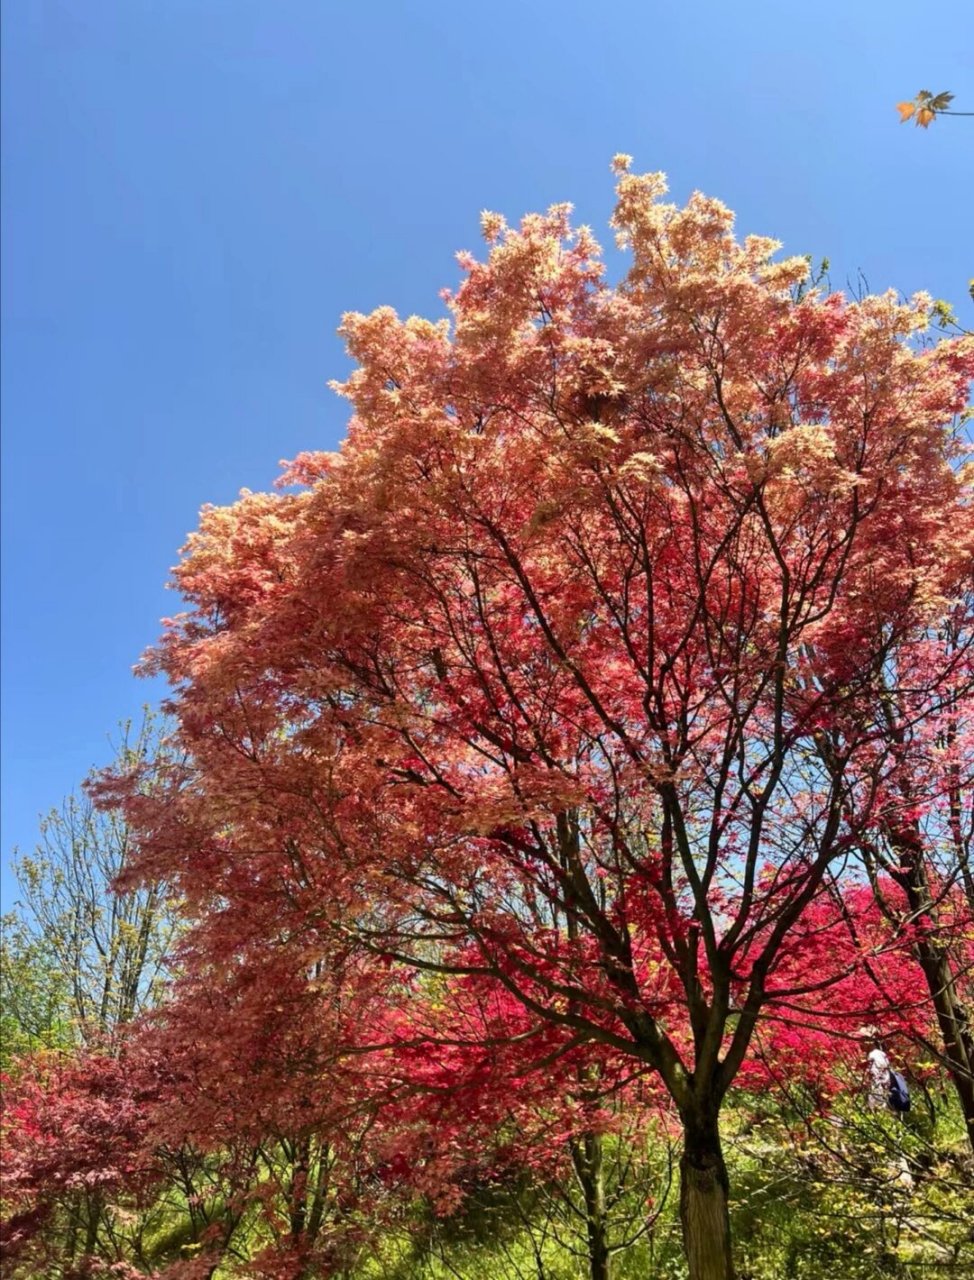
[570,1130,610,1280]
[910,934,974,1153]
[561,809,611,1280]
[83,1189,102,1258]
[679,1106,734,1280]
[893,832,974,1155]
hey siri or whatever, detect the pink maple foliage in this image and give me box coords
[90,162,974,1280]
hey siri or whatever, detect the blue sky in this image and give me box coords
[2,0,971,901]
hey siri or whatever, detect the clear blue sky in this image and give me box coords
[2,0,971,901]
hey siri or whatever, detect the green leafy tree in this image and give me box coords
[4,712,178,1051]
[0,915,71,1070]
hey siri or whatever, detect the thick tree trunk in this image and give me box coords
[570,1130,610,1280]
[679,1107,734,1280]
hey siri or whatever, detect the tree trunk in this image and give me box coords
[895,838,974,1155]
[570,1130,610,1280]
[911,936,974,1154]
[289,1135,311,1237]
[679,1106,734,1280]
[83,1189,101,1258]
[561,810,611,1280]
[64,1194,81,1265]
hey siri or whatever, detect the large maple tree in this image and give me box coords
[106,161,974,1280]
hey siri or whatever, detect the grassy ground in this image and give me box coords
[351,1097,974,1280]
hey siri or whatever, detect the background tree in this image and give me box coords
[844,610,974,1151]
[1,712,180,1274]
[0,914,71,1070]
[7,712,177,1048]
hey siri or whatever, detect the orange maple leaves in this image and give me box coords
[896,89,956,127]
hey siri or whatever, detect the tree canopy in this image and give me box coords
[4,162,974,1280]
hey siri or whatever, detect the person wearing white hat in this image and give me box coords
[858,1026,890,1110]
